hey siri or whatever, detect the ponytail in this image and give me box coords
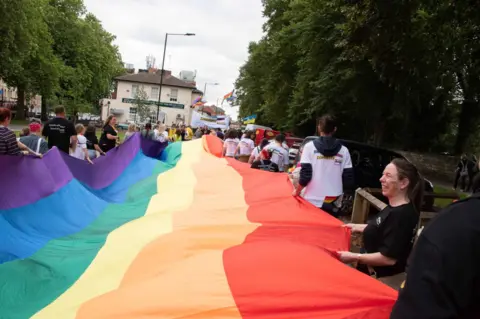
[411,178,424,213]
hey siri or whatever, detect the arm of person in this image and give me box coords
[234,144,240,157]
[295,143,313,195]
[94,144,105,155]
[283,151,290,172]
[343,223,368,233]
[67,122,77,152]
[248,152,255,164]
[337,251,396,266]
[70,135,78,153]
[17,140,42,157]
[84,148,94,164]
[106,134,117,140]
[342,149,355,193]
[222,141,227,156]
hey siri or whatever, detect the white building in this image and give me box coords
[101,69,203,126]
[0,79,42,115]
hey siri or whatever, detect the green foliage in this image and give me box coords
[0,0,123,119]
[132,87,151,123]
[236,0,480,153]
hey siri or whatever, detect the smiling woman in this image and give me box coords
[338,158,423,290]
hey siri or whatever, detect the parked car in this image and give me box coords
[293,136,435,212]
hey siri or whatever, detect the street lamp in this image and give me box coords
[203,82,219,100]
[156,32,196,122]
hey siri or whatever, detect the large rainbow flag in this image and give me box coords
[0,134,397,319]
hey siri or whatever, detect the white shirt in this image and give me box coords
[237,138,254,156]
[264,143,289,171]
[300,141,352,207]
[269,139,289,151]
[250,145,262,162]
[71,135,87,160]
[224,138,239,157]
[155,130,169,143]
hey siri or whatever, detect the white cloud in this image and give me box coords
[83,0,265,119]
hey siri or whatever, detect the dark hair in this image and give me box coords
[237,130,243,139]
[86,124,96,134]
[145,123,152,130]
[175,128,182,135]
[275,134,286,143]
[54,106,66,115]
[226,129,237,139]
[0,107,12,122]
[20,127,30,137]
[391,158,424,212]
[259,138,269,149]
[85,125,96,140]
[318,114,336,135]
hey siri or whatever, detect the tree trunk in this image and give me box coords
[15,86,26,120]
[373,121,386,146]
[454,100,479,154]
[41,95,48,122]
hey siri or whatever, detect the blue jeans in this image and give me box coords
[88,150,97,160]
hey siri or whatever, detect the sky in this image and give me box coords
[83,0,265,119]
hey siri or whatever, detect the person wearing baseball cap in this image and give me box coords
[19,122,48,154]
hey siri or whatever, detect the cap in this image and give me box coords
[29,122,41,133]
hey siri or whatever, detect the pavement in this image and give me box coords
[9,124,25,132]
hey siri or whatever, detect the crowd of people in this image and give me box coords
[1,105,479,317]
[0,106,199,162]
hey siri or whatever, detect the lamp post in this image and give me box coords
[156,32,196,122]
[203,82,219,101]
[200,82,219,115]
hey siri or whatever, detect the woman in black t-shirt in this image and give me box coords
[99,115,119,153]
[85,125,105,160]
[338,158,423,289]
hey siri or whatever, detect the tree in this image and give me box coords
[0,0,59,120]
[0,0,123,121]
[236,0,480,153]
[133,87,150,123]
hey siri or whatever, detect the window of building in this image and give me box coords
[151,87,159,100]
[170,88,178,102]
[129,107,137,122]
[131,85,139,98]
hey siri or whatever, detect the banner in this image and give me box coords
[191,111,230,129]
[242,114,257,124]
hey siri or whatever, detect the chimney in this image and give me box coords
[156,69,171,77]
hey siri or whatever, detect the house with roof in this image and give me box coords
[101,68,203,126]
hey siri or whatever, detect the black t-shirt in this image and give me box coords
[99,125,117,152]
[391,195,480,319]
[85,132,99,150]
[363,202,418,278]
[42,117,76,154]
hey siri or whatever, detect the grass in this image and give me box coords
[10,119,30,125]
[433,186,468,208]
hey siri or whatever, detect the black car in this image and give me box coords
[293,136,435,211]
